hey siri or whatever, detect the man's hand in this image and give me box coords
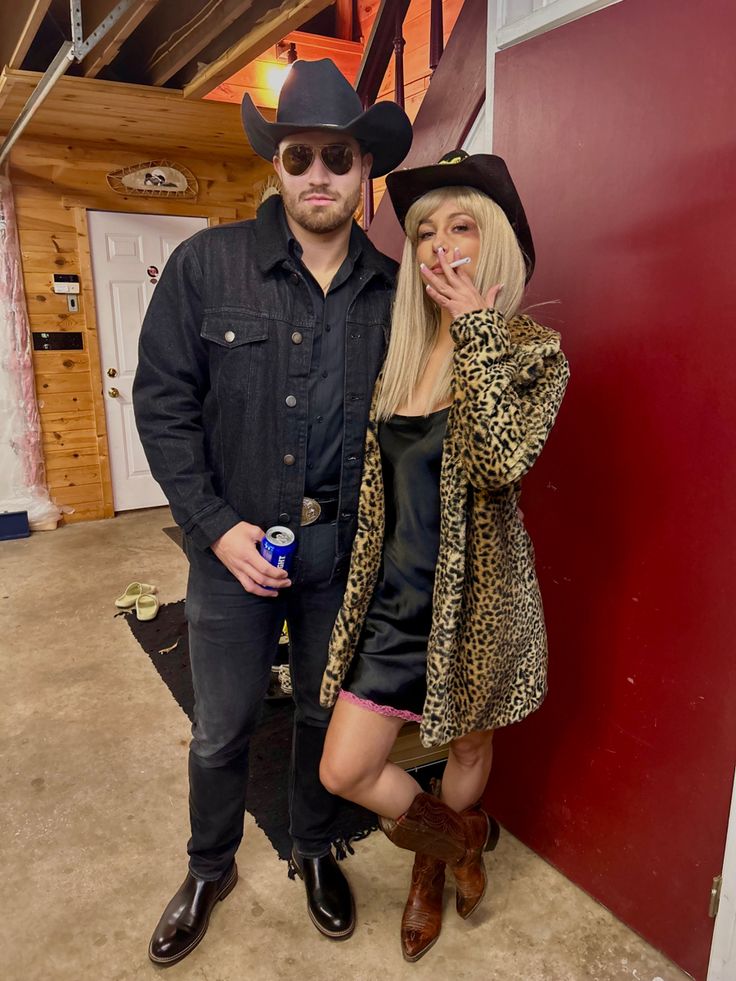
[421,246,503,321]
[211,521,291,597]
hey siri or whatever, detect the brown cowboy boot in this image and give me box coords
[401,852,446,962]
[379,792,467,864]
[452,805,499,918]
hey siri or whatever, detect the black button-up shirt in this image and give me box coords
[282,209,364,496]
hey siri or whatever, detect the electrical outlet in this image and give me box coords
[67,295,79,313]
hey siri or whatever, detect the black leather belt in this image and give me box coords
[301,496,339,526]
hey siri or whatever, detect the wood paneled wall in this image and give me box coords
[9,139,271,523]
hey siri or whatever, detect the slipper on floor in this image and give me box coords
[115,582,156,609]
[135,592,160,622]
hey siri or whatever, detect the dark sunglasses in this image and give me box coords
[280,143,355,177]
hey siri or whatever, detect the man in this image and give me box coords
[133,59,412,965]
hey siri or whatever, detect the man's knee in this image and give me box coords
[190,719,254,768]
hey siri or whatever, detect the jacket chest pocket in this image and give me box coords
[201,313,269,403]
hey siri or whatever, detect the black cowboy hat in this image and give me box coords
[241,59,412,179]
[386,150,535,281]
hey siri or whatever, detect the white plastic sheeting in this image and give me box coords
[0,176,60,529]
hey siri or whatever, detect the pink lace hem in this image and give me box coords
[338,689,422,723]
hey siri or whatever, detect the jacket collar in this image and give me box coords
[254,194,396,284]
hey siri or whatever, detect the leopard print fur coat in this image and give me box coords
[320,308,570,748]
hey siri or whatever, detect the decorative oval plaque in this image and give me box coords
[107,160,198,199]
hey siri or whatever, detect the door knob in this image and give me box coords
[108,387,120,398]
[107,367,118,378]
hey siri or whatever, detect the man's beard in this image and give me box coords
[281,184,362,234]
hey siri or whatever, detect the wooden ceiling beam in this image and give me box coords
[182,0,334,100]
[142,0,257,87]
[80,0,161,78]
[1,1,52,71]
[204,30,363,109]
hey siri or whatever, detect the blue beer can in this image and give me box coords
[260,525,296,574]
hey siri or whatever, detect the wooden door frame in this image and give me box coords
[69,197,235,517]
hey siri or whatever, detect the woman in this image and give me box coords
[318,151,569,961]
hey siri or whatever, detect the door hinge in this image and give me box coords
[709,874,722,918]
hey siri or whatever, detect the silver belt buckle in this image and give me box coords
[301,497,322,526]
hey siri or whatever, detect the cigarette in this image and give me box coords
[449,256,471,268]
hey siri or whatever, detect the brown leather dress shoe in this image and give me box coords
[452,806,497,918]
[401,852,446,962]
[148,863,238,965]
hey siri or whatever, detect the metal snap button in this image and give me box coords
[285,395,297,407]
[224,330,235,342]
[291,331,303,344]
[283,454,296,466]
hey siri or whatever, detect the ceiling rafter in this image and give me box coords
[1,1,53,71]
[143,0,260,88]
[80,0,162,78]
[182,0,334,100]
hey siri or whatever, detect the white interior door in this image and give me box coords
[88,210,207,511]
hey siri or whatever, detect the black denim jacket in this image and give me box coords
[132,196,396,577]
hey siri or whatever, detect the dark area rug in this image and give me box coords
[162,525,183,550]
[122,599,443,863]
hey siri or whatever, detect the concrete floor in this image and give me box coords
[0,508,691,981]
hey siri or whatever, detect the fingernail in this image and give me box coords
[419,263,426,269]
[437,247,446,254]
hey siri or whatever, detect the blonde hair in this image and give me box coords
[376,186,526,420]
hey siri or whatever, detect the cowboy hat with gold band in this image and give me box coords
[241,59,413,179]
[385,149,536,281]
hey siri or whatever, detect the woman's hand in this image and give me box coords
[420,247,503,320]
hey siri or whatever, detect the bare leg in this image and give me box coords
[440,730,494,812]
[320,698,422,819]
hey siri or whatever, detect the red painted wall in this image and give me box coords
[483,1,736,977]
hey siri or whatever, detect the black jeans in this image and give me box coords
[184,522,347,879]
